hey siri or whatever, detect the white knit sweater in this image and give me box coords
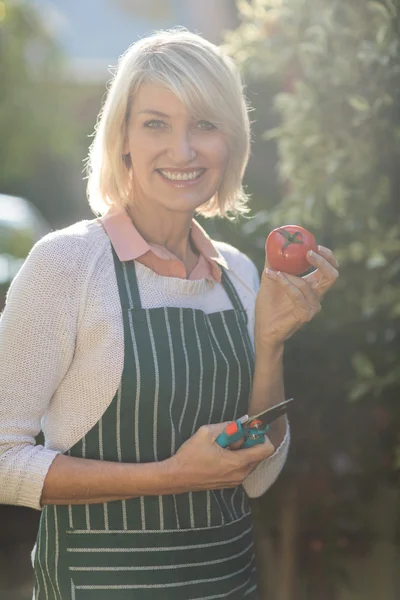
[0,218,290,511]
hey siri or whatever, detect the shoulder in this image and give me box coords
[7,218,110,300]
[213,240,260,294]
[31,217,106,255]
[23,218,108,270]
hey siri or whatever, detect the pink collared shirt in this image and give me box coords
[99,207,229,283]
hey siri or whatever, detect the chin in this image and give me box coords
[159,194,212,213]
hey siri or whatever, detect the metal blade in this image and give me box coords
[242,398,294,427]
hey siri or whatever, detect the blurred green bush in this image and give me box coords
[222,1,400,598]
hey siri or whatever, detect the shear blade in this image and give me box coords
[243,398,294,427]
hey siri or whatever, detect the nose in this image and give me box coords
[166,129,196,164]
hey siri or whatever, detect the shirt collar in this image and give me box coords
[98,206,229,275]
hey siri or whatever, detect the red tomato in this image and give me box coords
[265,225,317,276]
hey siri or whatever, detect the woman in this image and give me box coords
[0,29,339,599]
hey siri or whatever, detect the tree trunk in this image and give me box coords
[276,479,298,600]
[251,497,278,599]
[362,483,400,600]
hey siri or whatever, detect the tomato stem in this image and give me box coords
[278,229,304,255]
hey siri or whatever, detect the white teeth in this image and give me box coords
[159,169,203,181]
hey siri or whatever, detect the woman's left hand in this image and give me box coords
[254,245,339,351]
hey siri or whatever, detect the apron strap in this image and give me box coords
[111,244,142,309]
[220,267,248,325]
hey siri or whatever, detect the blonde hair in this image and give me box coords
[86,28,252,220]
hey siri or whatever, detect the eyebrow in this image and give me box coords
[137,110,171,117]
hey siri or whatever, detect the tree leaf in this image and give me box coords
[348,381,371,402]
[347,95,370,111]
[366,251,387,269]
[352,353,376,379]
[367,1,392,21]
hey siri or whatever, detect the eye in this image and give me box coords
[143,120,166,129]
[196,120,217,130]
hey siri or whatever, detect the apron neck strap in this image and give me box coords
[220,267,248,324]
[111,244,142,309]
[111,243,246,321]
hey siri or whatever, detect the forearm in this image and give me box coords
[41,454,177,506]
[248,342,286,448]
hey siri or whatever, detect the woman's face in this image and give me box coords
[123,82,229,214]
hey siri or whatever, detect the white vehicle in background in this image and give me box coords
[0,194,50,308]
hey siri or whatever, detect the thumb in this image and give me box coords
[264,253,272,271]
[263,239,274,271]
[260,251,279,289]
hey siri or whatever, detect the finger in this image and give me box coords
[265,270,310,311]
[281,272,321,309]
[316,245,339,269]
[229,438,245,450]
[306,250,339,284]
[236,436,275,461]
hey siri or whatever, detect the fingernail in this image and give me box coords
[307,250,315,257]
[265,268,274,276]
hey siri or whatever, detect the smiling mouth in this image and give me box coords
[156,169,206,181]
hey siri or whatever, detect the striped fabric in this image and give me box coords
[33,243,258,599]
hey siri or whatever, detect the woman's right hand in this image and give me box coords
[40,422,275,506]
[166,422,275,493]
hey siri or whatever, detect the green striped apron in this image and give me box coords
[33,243,258,599]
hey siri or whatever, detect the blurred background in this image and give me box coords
[0,1,399,599]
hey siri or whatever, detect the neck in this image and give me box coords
[125,203,199,266]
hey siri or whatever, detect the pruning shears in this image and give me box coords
[216,398,294,449]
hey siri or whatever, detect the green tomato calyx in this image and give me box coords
[277,228,304,254]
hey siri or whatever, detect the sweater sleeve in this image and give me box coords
[237,253,291,498]
[242,418,290,498]
[0,234,86,510]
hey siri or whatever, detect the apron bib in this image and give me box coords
[33,244,258,599]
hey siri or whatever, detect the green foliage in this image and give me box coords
[224,1,400,593]
[0,1,86,227]
[224,0,400,429]
[0,1,76,181]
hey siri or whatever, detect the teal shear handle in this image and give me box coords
[216,398,294,449]
[216,420,270,449]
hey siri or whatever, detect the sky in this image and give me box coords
[31,0,191,79]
